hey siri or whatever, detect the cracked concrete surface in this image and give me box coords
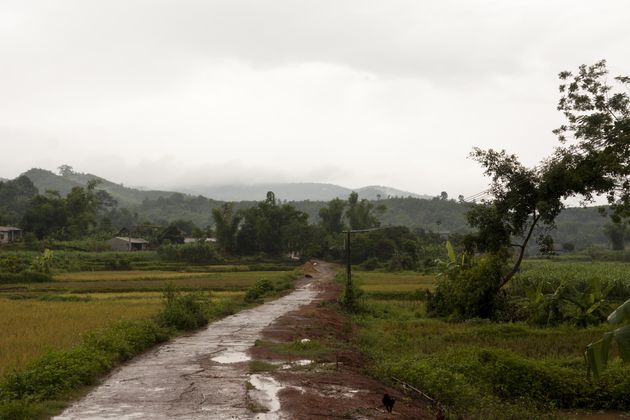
[55,272,322,420]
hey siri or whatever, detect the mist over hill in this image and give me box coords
[22,168,175,207]
[179,183,429,202]
[8,167,611,250]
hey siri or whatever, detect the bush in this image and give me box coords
[156,286,208,331]
[335,272,364,311]
[157,243,221,264]
[361,257,380,271]
[0,320,168,405]
[0,399,42,420]
[103,255,132,270]
[0,271,52,285]
[244,279,275,302]
[0,255,31,273]
[427,254,506,319]
[29,249,54,274]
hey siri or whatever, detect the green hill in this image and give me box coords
[23,168,174,207]
[13,168,612,250]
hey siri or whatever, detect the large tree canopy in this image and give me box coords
[553,60,630,219]
[431,61,629,320]
[466,61,629,290]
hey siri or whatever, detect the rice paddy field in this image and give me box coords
[353,259,630,419]
[0,269,295,294]
[0,265,293,380]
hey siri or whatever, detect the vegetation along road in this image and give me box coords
[55,264,329,419]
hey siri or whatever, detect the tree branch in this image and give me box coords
[498,212,541,290]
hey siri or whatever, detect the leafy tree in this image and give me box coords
[236,192,311,256]
[432,61,629,319]
[345,192,384,230]
[212,203,241,255]
[65,183,100,238]
[157,223,185,244]
[57,164,74,177]
[603,221,627,250]
[319,198,346,234]
[21,192,67,239]
[0,175,38,224]
[553,60,630,220]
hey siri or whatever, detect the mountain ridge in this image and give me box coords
[19,168,429,205]
[180,182,429,202]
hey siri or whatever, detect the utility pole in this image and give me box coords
[346,230,352,297]
[342,227,384,307]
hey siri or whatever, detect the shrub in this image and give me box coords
[244,279,275,302]
[0,320,168,405]
[427,254,506,319]
[157,243,221,264]
[104,255,132,270]
[336,272,364,311]
[0,271,52,285]
[29,249,54,274]
[0,399,42,420]
[156,285,208,330]
[0,255,31,273]
[361,257,380,271]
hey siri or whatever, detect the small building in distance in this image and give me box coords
[108,236,149,252]
[183,237,217,244]
[0,226,22,244]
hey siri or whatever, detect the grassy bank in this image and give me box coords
[350,261,630,419]
[0,264,302,419]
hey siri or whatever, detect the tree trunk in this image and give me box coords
[498,213,541,290]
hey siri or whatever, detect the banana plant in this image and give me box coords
[435,241,468,277]
[585,298,630,379]
[564,278,612,328]
[523,279,567,326]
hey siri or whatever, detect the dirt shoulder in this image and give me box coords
[249,261,432,419]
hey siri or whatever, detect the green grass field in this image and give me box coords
[0,266,295,384]
[352,260,630,419]
[0,270,295,295]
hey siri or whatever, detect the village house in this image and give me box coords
[108,236,149,252]
[0,226,22,244]
[183,237,217,244]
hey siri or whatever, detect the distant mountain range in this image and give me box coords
[181,183,429,202]
[19,168,429,206]
[21,168,174,207]
[3,168,611,249]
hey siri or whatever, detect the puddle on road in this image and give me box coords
[249,374,282,419]
[211,351,251,364]
[281,359,313,369]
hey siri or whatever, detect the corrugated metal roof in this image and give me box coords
[113,237,149,244]
[0,226,21,231]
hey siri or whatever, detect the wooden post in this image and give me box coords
[346,230,352,291]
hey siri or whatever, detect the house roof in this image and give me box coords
[0,226,21,232]
[113,236,149,244]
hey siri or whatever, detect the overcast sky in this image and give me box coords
[1,0,629,198]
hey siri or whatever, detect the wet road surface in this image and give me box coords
[55,269,324,420]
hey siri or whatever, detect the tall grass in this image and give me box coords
[513,260,630,299]
[0,296,162,378]
[351,266,630,418]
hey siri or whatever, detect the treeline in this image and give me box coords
[1,177,446,270]
[209,191,447,269]
[0,175,615,251]
[0,176,139,240]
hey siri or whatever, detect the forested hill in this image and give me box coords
[22,168,176,206]
[180,183,429,201]
[288,198,608,249]
[6,168,610,249]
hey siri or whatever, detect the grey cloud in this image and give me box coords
[4,0,628,85]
